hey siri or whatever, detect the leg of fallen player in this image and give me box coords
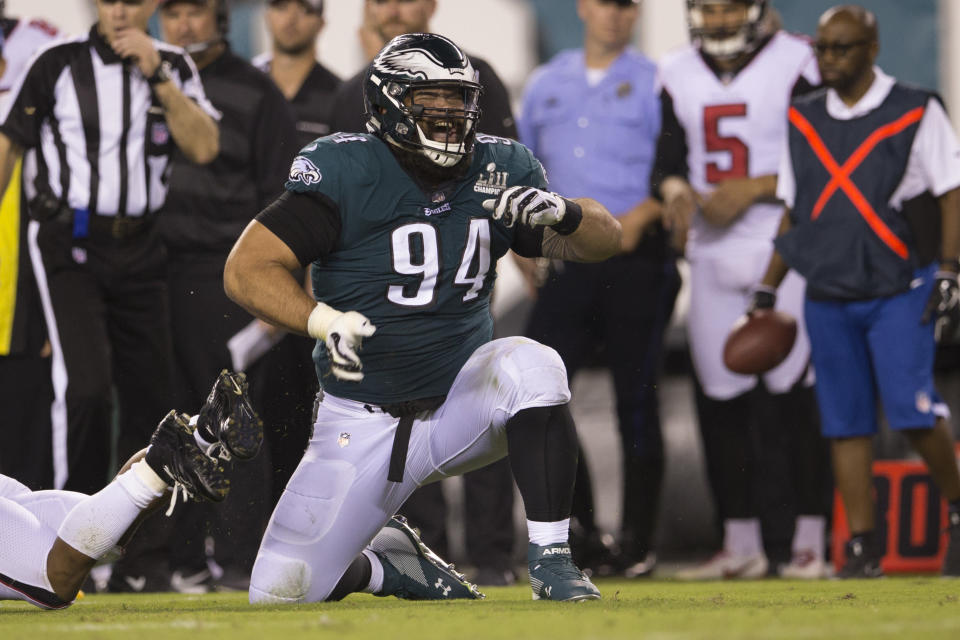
[1,411,229,609]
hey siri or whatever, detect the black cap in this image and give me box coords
[268,0,323,12]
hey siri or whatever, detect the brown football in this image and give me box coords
[722,309,798,375]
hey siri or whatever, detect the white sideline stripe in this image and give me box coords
[27,220,69,489]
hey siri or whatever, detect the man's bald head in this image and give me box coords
[818,5,878,44]
[814,4,879,98]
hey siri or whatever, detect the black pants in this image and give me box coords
[31,221,172,494]
[164,251,271,574]
[524,252,680,558]
[256,333,317,507]
[0,354,53,489]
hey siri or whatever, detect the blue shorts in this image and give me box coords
[804,264,947,438]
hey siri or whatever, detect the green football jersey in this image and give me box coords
[285,132,548,404]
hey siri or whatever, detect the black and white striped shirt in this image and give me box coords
[0,24,217,218]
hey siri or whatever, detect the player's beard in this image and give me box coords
[390,143,472,189]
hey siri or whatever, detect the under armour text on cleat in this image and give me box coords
[197,370,263,460]
[528,543,601,601]
[369,515,484,600]
[145,410,229,507]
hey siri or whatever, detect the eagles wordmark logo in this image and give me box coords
[289,156,322,185]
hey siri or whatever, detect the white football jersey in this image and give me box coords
[0,17,61,112]
[658,31,818,257]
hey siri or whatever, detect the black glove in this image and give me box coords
[746,285,777,315]
[921,269,960,342]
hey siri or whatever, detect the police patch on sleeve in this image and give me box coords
[289,156,322,185]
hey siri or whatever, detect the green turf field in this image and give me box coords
[2,578,959,639]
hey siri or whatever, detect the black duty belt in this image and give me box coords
[83,211,155,240]
[379,396,446,482]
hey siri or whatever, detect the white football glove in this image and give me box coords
[307,303,376,382]
[482,186,567,229]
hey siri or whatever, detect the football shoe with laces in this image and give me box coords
[779,549,828,579]
[528,543,601,601]
[144,410,230,510]
[675,551,769,580]
[196,370,263,461]
[834,538,883,579]
[369,515,484,600]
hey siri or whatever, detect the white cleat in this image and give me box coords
[779,550,828,579]
[675,551,769,580]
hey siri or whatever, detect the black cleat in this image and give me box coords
[944,511,960,577]
[196,370,263,461]
[145,410,230,505]
[835,537,883,579]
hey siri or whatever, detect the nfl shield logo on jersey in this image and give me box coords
[151,122,170,146]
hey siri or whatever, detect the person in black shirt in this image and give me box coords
[254,0,340,148]
[251,0,340,511]
[108,0,299,594]
[326,0,519,587]
[328,0,516,141]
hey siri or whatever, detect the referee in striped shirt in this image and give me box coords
[0,0,219,494]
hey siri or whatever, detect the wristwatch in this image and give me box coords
[146,61,172,86]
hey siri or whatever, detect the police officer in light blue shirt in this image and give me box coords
[517,0,679,577]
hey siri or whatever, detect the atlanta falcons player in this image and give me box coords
[652,0,830,579]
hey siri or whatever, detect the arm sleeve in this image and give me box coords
[649,88,689,200]
[509,146,549,257]
[512,225,545,258]
[473,59,517,139]
[254,84,301,209]
[913,97,960,197]
[255,190,343,267]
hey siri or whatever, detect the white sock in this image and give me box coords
[527,518,570,546]
[57,468,164,560]
[361,549,384,594]
[724,518,763,556]
[190,415,216,450]
[792,515,826,559]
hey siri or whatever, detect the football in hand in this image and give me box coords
[722,309,798,375]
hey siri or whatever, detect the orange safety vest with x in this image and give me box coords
[775,83,933,300]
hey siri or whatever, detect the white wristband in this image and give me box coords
[307,302,342,340]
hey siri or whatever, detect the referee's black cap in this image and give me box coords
[267,0,324,13]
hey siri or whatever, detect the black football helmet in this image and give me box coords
[364,33,482,168]
[687,0,770,60]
